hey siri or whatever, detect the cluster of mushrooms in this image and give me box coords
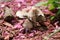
[4,6,47,32]
[2,6,47,34]
[0,5,49,40]
[16,6,47,32]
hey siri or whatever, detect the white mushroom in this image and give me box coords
[16,6,46,31]
[23,19,33,29]
[16,6,46,21]
[23,19,33,32]
[16,10,27,18]
[4,7,14,18]
[27,6,46,21]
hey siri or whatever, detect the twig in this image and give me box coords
[43,27,60,40]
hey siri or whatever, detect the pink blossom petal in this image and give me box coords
[15,0,24,3]
[0,11,4,18]
[0,4,5,7]
[14,23,22,29]
[18,20,24,24]
[29,33,34,37]
[17,3,21,7]
[19,28,24,32]
[20,35,26,38]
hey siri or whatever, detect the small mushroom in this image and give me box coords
[16,10,28,18]
[31,6,46,22]
[4,7,14,18]
[4,6,15,24]
[23,19,33,33]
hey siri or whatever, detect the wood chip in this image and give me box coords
[3,22,13,27]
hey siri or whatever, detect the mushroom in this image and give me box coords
[16,6,46,31]
[22,19,33,33]
[4,6,15,24]
[16,10,28,18]
[4,7,14,18]
[16,6,46,21]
